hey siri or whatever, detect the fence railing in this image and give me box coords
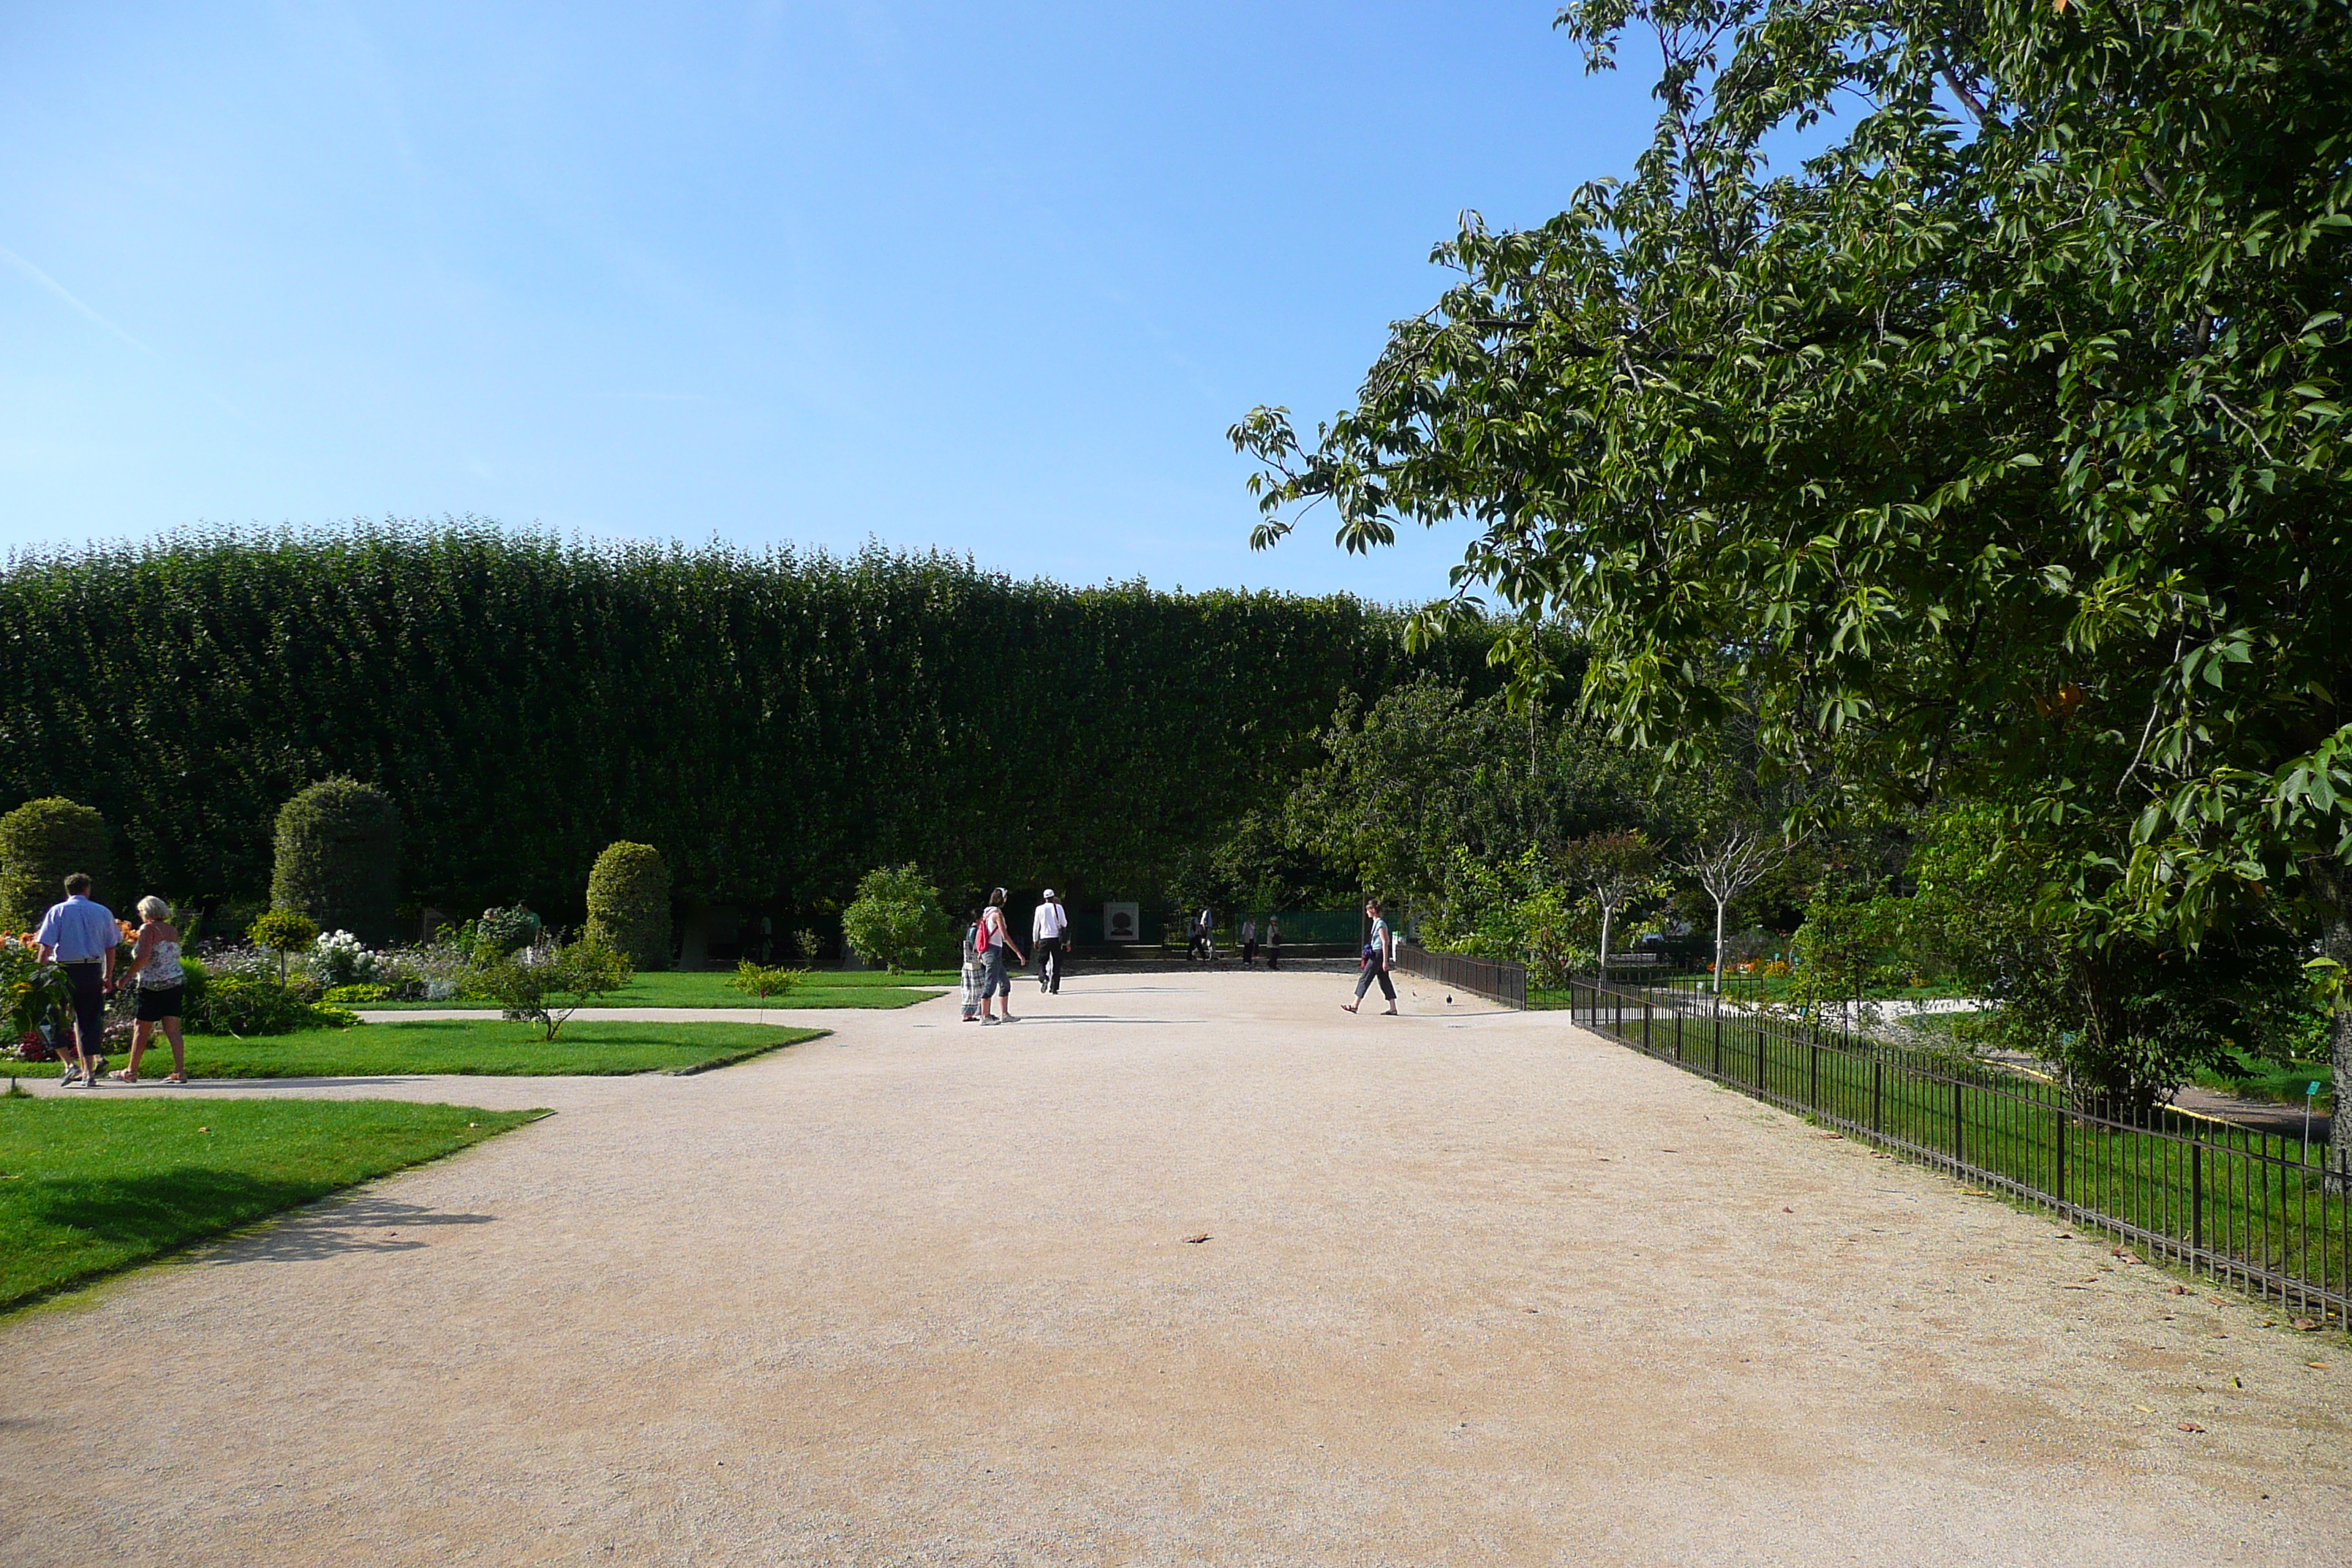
[1569,976,2349,1326]
[1393,943,1526,1009]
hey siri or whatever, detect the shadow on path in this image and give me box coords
[215,1195,498,1264]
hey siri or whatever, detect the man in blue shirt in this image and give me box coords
[35,872,118,1087]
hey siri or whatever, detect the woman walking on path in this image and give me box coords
[1343,899,1398,1016]
[1266,915,1281,971]
[977,888,1026,1025]
[113,897,189,1082]
[959,906,985,1023]
[1240,916,1259,968]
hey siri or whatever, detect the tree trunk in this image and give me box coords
[1712,894,1727,995]
[2313,859,2352,1191]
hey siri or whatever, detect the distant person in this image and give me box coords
[34,872,117,1087]
[1240,916,1259,968]
[1191,905,1215,964]
[1342,898,1398,1016]
[1032,889,1069,995]
[977,887,1026,1025]
[113,897,189,1083]
[1266,915,1282,971]
[959,906,984,1022]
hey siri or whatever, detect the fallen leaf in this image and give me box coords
[1183,1233,1210,1244]
[2307,1361,2329,1370]
[2133,1404,2153,1413]
[2177,1422,2205,1433]
[2291,1318,2320,1333]
[1815,1133,1844,1140]
[1782,1207,1794,1213]
[2169,1285,2187,1296]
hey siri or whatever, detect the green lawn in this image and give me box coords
[2195,1050,2335,1109]
[0,1096,540,1313]
[361,968,954,1011]
[3,1019,826,1079]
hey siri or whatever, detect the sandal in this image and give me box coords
[107,1069,140,1082]
[162,1073,189,1084]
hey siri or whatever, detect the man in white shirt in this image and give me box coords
[1031,889,1070,995]
[35,872,119,1086]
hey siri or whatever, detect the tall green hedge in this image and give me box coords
[271,777,402,946]
[0,797,113,931]
[586,840,671,970]
[0,527,1500,920]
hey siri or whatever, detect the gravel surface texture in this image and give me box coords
[2,972,2345,1565]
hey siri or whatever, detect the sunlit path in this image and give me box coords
[3,973,2342,1566]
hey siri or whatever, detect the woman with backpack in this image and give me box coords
[959,906,985,1022]
[976,888,1027,1025]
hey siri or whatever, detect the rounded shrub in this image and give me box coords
[0,797,113,932]
[271,779,402,946]
[841,863,953,974]
[472,905,542,957]
[585,841,671,970]
[190,971,319,1036]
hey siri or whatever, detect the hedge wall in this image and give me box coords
[0,527,1496,921]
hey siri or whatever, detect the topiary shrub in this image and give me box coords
[0,797,113,931]
[271,778,402,947]
[249,909,320,987]
[585,841,671,971]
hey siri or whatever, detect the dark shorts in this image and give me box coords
[135,984,184,1022]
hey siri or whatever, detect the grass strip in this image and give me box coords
[1,1020,827,1079]
[0,1096,540,1313]
[360,970,952,1011]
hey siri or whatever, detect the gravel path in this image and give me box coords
[4,973,2345,1565]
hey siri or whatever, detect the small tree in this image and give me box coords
[475,930,634,1041]
[841,864,952,974]
[1559,829,1657,986]
[248,909,320,987]
[1681,826,1797,994]
[1790,882,1901,1027]
[0,798,112,932]
[585,841,672,971]
[271,779,402,946]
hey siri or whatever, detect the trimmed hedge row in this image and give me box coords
[0,527,1499,920]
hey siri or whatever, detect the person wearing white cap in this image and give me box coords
[1031,888,1070,995]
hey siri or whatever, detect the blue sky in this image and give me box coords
[1,1,1670,603]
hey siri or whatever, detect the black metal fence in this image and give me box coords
[1569,976,2350,1325]
[1393,943,1527,1009]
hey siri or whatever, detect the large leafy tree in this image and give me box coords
[1235,1,2352,1144]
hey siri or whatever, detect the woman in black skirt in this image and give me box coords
[113,896,189,1083]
